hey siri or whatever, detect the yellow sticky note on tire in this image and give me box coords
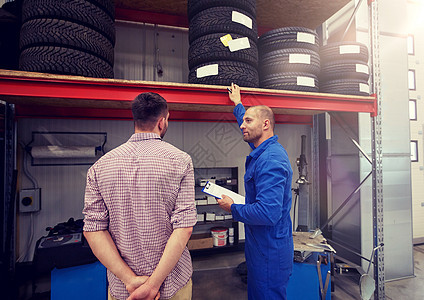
[220,34,233,47]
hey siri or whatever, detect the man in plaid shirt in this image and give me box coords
[83,92,197,300]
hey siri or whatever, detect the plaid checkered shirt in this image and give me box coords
[83,132,197,299]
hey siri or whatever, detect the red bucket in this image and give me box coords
[211,227,228,247]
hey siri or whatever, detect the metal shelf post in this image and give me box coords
[369,0,385,298]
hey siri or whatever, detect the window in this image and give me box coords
[411,140,418,162]
[408,35,415,55]
[409,99,417,120]
[409,70,416,90]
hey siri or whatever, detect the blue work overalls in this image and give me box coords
[231,104,294,300]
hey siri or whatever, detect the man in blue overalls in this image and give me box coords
[217,83,294,299]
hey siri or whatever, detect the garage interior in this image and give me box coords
[1,0,423,299]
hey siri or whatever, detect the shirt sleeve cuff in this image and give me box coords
[171,208,197,229]
[233,103,245,115]
[230,203,242,222]
[83,219,109,232]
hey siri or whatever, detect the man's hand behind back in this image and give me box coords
[127,277,160,300]
[126,275,149,294]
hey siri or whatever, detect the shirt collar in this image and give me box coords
[129,132,162,142]
[249,135,278,159]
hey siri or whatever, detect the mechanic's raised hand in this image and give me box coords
[228,83,242,106]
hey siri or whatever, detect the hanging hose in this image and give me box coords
[19,141,38,189]
[16,142,38,262]
[292,188,299,231]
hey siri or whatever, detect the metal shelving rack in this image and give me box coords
[369,0,385,298]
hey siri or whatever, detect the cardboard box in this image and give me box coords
[215,215,224,221]
[197,213,205,222]
[224,214,233,220]
[197,199,208,206]
[205,212,215,221]
[207,196,217,205]
[187,233,213,250]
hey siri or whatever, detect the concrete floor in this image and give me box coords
[192,249,247,299]
[192,244,424,300]
[384,244,424,300]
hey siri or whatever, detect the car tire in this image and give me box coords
[259,27,319,53]
[189,61,259,87]
[189,6,257,44]
[320,79,370,96]
[260,72,319,92]
[20,18,114,66]
[260,48,320,77]
[320,42,368,64]
[187,0,256,21]
[188,33,258,69]
[19,46,114,78]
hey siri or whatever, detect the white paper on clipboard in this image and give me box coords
[202,181,245,204]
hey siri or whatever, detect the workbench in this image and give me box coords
[287,232,333,300]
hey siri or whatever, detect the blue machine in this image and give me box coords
[51,261,107,300]
[287,252,332,300]
[50,252,331,300]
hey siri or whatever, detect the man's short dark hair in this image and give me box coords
[253,105,275,131]
[132,92,168,130]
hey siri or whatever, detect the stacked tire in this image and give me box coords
[258,27,320,92]
[19,0,115,78]
[187,0,259,87]
[320,42,370,96]
[0,2,20,70]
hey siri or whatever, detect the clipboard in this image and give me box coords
[202,181,245,204]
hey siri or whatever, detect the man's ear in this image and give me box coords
[263,119,271,131]
[157,117,165,131]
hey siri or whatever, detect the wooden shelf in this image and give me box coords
[0,70,376,122]
[115,0,351,30]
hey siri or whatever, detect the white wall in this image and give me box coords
[114,21,189,83]
[17,117,310,261]
[407,0,424,244]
